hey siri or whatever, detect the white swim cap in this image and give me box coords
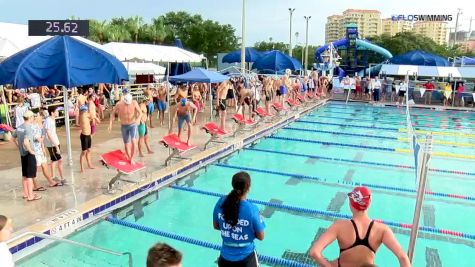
[124,94,133,104]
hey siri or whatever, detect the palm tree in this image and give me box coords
[89,20,109,44]
[148,18,169,44]
[106,24,131,42]
[126,16,144,43]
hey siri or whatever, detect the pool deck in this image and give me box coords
[2,99,326,254]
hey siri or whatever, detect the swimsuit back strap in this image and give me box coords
[363,220,375,241]
[350,219,360,238]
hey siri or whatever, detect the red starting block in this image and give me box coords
[286,98,301,110]
[101,150,145,191]
[232,114,257,137]
[160,134,197,166]
[272,102,288,115]
[202,122,228,149]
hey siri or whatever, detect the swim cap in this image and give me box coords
[124,94,133,105]
[348,186,371,211]
[79,104,88,112]
[180,98,187,106]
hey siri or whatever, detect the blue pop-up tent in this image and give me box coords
[0,35,128,170]
[389,50,449,66]
[0,36,128,88]
[252,50,302,73]
[169,68,229,120]
[222,47,262,63]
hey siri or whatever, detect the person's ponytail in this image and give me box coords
[220,172,251,227]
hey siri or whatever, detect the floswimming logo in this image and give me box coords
[391,14,453,22]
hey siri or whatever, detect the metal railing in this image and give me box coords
[8,231,133,267]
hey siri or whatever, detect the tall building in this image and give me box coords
[413,21,448,45]
[325,9,381,43]
[325,15,343,44]
[341,9,381,39]
[381,18,412,36]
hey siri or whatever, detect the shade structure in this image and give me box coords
[169,39,192,76]
[169,68,230,83]
[0,36,128,88]
[0,37,21,59]
[379,64,466,78]
[222,47,262,63]
[0,22,104,59]
[389,50,449,66]
[455,57,475,66]
[102,42,205,63]
[124,62,166,75]
[252,50,302,72]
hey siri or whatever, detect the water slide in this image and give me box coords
[315,38,392,63]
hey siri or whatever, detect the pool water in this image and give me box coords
[20,102,475,267]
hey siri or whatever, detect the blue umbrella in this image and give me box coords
[389,50,449,66]
[252,50,302,72]
[0,35,128,88]
[222,47,262,63]
[0,35,128,170]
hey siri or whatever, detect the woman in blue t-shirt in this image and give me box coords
[213,172,265,267]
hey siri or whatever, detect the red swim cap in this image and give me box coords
[348,186,371,211]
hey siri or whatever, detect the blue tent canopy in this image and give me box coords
[169,39,192,76]
[252,50,302,72]
[169,68,229,83]
[0,36,128,88]
[389,50,449,66]
[222,47,262,63]
[455,57,475,66]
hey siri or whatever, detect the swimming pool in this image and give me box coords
[19,102,475,266]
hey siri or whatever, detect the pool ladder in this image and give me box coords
[8,231,133,267]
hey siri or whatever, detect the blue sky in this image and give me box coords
[1,0,473,46]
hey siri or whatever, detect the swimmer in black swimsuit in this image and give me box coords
[217,81,229,131]
[310,187,410,267]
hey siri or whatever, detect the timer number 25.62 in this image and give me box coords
[46,22,78,33]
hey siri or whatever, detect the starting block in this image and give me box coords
[232,114,257,137]
[202,122,229,149]
[255,107,275,122]
[286,98,301,110]
[272,102,289,115]
[101,150,145,192]
[160,134,197,166]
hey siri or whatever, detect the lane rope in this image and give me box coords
[246,147,475,177]
[214,163,475,202]
[171,185,475,241]
[105,217,313,267]
[269,136,475,160]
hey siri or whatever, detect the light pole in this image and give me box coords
[304,16,311,75]
[241,0,246,72]
[288,8,295,56]
[453,8,462,47]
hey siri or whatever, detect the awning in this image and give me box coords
[380,64,466,78]
[102,42,205,63]
[123,62,166,75]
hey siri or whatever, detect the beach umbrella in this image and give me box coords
[252,50,302,72]
[222,47,262,63]
[0,35,128,173]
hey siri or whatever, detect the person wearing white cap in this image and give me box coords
[108,92,142,165]
[11,110,41,201]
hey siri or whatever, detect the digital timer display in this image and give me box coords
[28,20,89,36]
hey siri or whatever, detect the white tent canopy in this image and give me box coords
[102,42,205,63]
[380,64,467,78]
[123,62,166,75]
[0,22,103,58]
